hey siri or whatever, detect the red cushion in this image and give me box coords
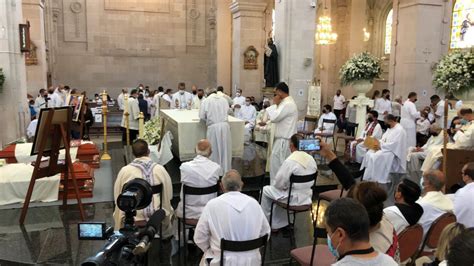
[291,245,335,266]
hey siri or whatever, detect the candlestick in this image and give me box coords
[100,90,111,160]
[124,94,130,147]
[138,112,144,139]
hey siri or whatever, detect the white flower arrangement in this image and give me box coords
[142,117,161,145]
[433,50,474,94]
[339,52,382,86]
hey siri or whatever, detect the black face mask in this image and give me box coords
[414,99,418,102]
[385,95,390,100]
[385,122,391,128]
[368,117,374,122]
[431,132,439,137]
[198,95,203,99]
[322,109,327,114]
[192,91,197,95]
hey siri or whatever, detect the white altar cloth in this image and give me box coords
[160,109,244,161]
[0,163,60,205]
[14,143,78,164]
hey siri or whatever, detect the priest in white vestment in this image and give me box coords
[199,92,232,173]
[192,89,206,109]
[348,110,383,163]
[34,89,48,112]
[374,89,392,128]
[171,82,194,109]
[430,95,446,128]
[236,97,257,144]
[232,89,246,107]
[217,86,233,107]
[361,114,408,184]
[113,139,174,238]
[120,89,141,144]
[417,170,454,240]
[261,134,317,230]
[48,87,65,107]
[400,92,421,148]
[117,89,128,111]
[454,162,474,228]
[406,125,443,183]
[314,105,337,135]
[254,100,272,143]
[421,108,474,172]
[194,170,270,266]
[267,82,298,184]
[176,139,221,219]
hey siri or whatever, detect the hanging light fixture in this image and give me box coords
[315,0,337,45]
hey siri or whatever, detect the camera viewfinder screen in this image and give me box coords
[78,223,104,239]
[299,139,320,151]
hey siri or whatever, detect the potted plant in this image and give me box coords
[339,52,382,96]
[433,50,474,100]
[0,68,5,92]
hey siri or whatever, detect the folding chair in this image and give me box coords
[220,234,269,266]
[298,116,319,138]
[290,219,334,266]
[416,213,456,258]
[334,123,359,153]
[241,174,265,203]
[315,119,337,149]
[398,224,423,263]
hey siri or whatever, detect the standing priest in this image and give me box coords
[199,91,232,174]
[400,92,420,148]
[267,82,298,185]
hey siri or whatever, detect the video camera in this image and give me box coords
[80,178,164,266]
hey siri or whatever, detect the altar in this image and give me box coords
[160,109,245,161]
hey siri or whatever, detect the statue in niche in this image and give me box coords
[243,46,259,70]
[264,38,279,87]
[26,41,38,66]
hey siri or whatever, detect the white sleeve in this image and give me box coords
[409,103,420,119]
[268,103,294,123]
[194,205,211,253]
[274,160,293,190]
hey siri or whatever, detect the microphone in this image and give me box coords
[132,209,165,255]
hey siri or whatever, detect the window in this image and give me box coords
[450,0,474,49]
[272,9,275,39]
[384,9,393,54]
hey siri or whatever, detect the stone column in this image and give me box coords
[348,0,367,55]
[230,1,267,98]
[216,0,232,92]
[0,0,29,147]
[390,0,451,106]
[274,0,316,118]
[22,0,48,95]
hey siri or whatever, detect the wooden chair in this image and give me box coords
[398,224,423,263]
[298,116,319,138]
[334,123,359,153]
[315,119,337,149]
[178,183,220,260]
[241,174,265,203]
[290,219,334,266]
[416,213,456,258]
[220,234,269,266]
[269,172,318,229]
[311,188,346,245]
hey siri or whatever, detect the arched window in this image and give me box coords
[450,0,474,49]
[384,9,393,54]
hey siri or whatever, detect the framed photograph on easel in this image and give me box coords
[67,94,85,122]
[31,106,71,156]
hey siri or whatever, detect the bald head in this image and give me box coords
[196,139,211,157]
[423,170,445,192]
[222,170,243,192]
[429,124,442,135]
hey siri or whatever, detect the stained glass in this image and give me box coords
[450,0,474,49]
[385,9,393,54]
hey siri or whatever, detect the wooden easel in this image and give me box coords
[19,108,85,224]
[79,92,87,140]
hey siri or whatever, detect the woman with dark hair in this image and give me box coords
[348,182,399,262]
[384,178,424,234]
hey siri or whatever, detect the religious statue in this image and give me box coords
[264,38,279,87]
[243,46,259,70]
[26,41,38,66]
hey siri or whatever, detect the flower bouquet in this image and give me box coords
[142,117,161,145]
[339,51,382,86]
[433,50,474,97]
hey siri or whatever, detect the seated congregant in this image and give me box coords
[383,178,424,234]
[261,134,317,231]
[417,170,454,240]
[406,124,443,183]
[314,104,337,135]
[176,139,222,220]
[236,97,257,144]
[347,182,399,260]
[348,110,383,163]
[416,111,431,147]
[325,198,397,265]
[254,99,272,144]
[454,162,474,228]
[421,108,473,172]
[194,170,270,266]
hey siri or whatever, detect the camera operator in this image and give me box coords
[113,139,174,264]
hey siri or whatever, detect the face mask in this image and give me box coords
[192,91,197,95]
[179,90,185,95]
[198,95,203,99]
[385,95,390,100]
[322,109,327,114]
[414,99,418,102]
[236,93,241,97]
[461,119,469,125]
[327,232,340,259]
[455,124,462,129]
[368,117,374,122]
[245,101,250,106]
[431,132,439,136]
[337,93,340,96]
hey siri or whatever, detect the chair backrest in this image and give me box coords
[241,174,265,202]
[288,172,318,206]
[182,183,220,219]
[220,234,268,266]
[151,183,163,209]
[398,224,424,262]
[423,213,456,249]
[322,119,337,134]
[304,116,319,132]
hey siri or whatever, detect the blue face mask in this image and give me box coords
[460,119,469,125]
[327,232,340,259]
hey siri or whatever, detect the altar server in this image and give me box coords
[400,92,421,148]
[454,162,474,228]
[117,88,128,111]
[314,104,337,135]
[176,139,222,219]
[194,170,270,266]
[348,110,383,163]
[120,89,140,144]
[261,134,317,230]
[192,89,206,109]
[374,89,392,130]
[236,97,257,144]
[232,89,246,107]
[267,82,298,184]
[360,114,408,185]
[171,82,193,109]
[199,91,232,173]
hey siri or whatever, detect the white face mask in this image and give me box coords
[236,93,241,97]
[245,101,250,106]
[179,90,185,95]
[455,124,462,129]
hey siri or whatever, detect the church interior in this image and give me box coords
[0,0,473,265]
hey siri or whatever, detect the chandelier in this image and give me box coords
[315,0,337,45]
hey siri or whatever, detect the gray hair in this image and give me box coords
[424,170,444,191]
[222,170,243,192]
[196,146,211,157]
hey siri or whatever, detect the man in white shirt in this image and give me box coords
[261,134,317,230]
[194,170,270,266]
[34,89,48,112]
[120,89,140,144]
[232,89,246,107]
[236,97,257,144]
[416,111,431,142]
[200,91,232,173]
[400,92,420,148]
[348,110,383,163]
[176,139,221,219]
[360,114,408,186]
[417,170,454,239]
[454,162,474,228]
[192,89,206,109]
[117,88,128,111]
[171,82,194,109]
[430,95,446,128]
[333,89,346,131]
[267,82,298,184]
[217,86,233,107]
[48,86,65,107]
[392,95,403,120]
[406,124,443,183]
[254,99,272,143]
[374,89,392,130]
[314,104,338,135]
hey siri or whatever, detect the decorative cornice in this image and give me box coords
[230,1,267,15]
